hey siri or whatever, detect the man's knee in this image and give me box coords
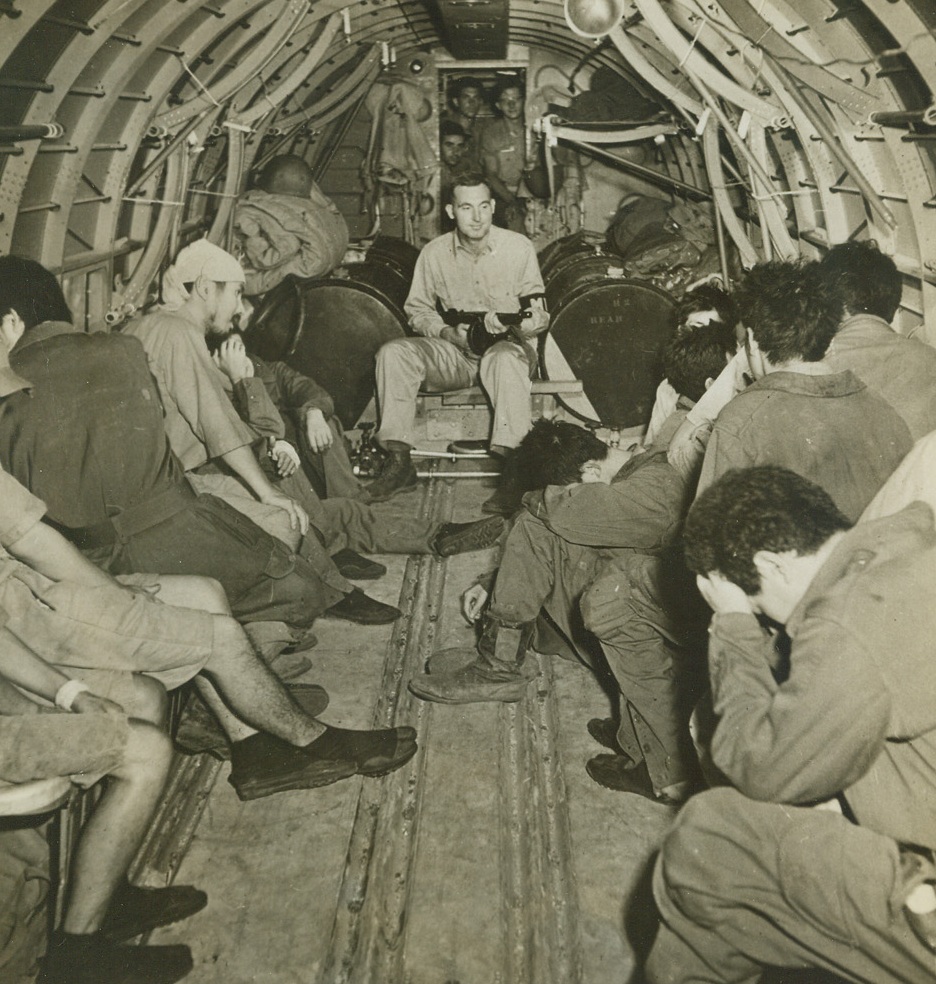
[179,576,229,615]
[121,719,173,778]
[580,571,636,638]
[480,342,528,379]
[124,673,170,726]
[235,562,328,627]
[656,788,749,921]
[377,337,427,375]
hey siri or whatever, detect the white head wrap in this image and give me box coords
[161,238,245,311]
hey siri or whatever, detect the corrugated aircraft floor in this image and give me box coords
[148,466,678,984]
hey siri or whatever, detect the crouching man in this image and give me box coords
[410,323,736,805]
[647,465,936,983]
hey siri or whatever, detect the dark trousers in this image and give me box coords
[648,788,936,983]
[491,513,700,791]
[580,553,703,792]
[95,493,342,628]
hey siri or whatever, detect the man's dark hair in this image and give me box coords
[513,419,609,488]
[662,320,736,403]
[734,260,842,364]
[819,240,901,323]
[448,170,492,203]
[494,77,524,103]
[440,119,468,141]
[684,466,851,595]
[0,255,72,330]
[674,282,738,334]
[449,76,484,103]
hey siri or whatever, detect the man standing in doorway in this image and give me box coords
[479,79,529,233]
[368,173,549,515]
[441,76,485,171]
[439,120,470,232]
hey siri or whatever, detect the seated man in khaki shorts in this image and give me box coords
[0,461,419,984]
[0,460,417,798]
[0,302,417,802]
[0,667,198,984]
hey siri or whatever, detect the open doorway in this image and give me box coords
[437,68,529,234]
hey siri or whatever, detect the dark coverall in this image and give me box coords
[231,355,365,500]
[224,356,438,558]
[489,419,703,794]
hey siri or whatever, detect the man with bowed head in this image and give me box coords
[648,465,936,983]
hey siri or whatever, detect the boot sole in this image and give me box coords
[230,759,357,801]
[357,739,418,776]
[585,757,667,802]
[407,681,528,704]
[321,609,401,625]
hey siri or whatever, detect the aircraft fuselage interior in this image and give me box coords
[1,1,935,983]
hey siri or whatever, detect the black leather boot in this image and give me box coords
[481,449,527,516]
[365,442,419,502]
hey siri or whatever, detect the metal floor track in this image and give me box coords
[319,471,584,984]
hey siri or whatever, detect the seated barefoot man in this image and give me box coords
[409,322,736,804]
[648,465,936,983]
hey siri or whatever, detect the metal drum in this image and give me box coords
[538,231,606,280]
[544,252,627,315]
[244,252,415,429]
[367,235,421,278]
[539,277,676,430]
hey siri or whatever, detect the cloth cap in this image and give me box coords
[161,238,244,311]
[173,239,244,284]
